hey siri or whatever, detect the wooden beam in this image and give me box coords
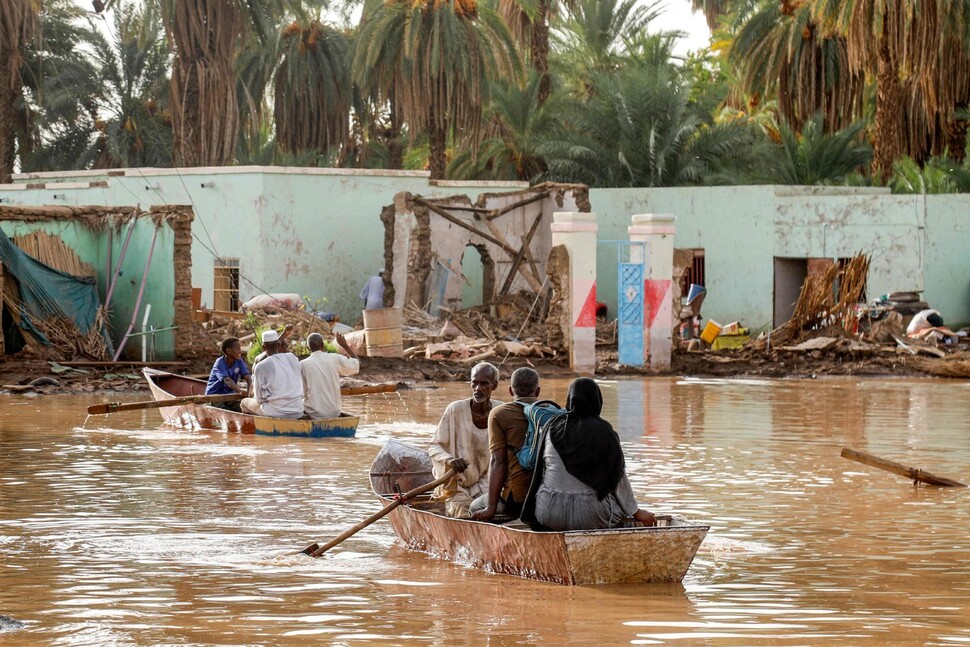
[486,191,549,221]
[479,216,543,292]
[412,197,543,292]
[499,211,546,295]
[841,447,967,487]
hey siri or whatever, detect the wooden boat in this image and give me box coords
[369,440,709,585]
[143,368,359,438]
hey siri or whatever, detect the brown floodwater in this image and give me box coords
[1,377,969,646]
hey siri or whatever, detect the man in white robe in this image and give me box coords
[241,330,304,418]
[428,362,501,517]
[301,332,360,419]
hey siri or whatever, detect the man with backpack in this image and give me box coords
[470,367,543,522]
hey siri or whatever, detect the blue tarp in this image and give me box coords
[0,225,104,345]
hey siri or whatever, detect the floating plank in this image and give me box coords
[841,447,967,487]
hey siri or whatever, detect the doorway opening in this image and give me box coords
[774,257,864,328]
[460,243,494,308]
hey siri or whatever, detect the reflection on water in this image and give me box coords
[1,378,969,645]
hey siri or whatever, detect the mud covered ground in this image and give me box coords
[0,344,953,397]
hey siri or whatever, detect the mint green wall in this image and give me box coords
[100,220,177,359]
[590,187,970,330]
[3,170,526,332]
[924,195,970,327]
[591,186,782,330]
[9,173,969,341]
[0,215,175,358]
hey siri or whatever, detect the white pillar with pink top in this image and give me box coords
[628,213,676,369]
[551,211,598,375]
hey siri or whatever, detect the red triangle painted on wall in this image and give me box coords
[644,279,670,327]
[575,282,597,328]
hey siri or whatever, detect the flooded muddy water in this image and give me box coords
[1,377,969,646]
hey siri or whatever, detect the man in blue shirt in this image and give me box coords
[359,269,385,310]
[205,337,251,412]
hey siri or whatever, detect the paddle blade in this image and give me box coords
[87,403,115,415]
[301,543,320,556]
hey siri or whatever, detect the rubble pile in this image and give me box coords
[197,308,333,355]
[401,298,560,362]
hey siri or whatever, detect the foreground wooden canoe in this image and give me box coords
[370,440,708,585]
[143,368,359,438]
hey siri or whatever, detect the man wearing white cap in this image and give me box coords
[241,329,304,418]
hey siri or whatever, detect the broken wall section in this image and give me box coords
[381,183,590,319]
[0,204,203,361]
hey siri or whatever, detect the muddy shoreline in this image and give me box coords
[0,346,954,397]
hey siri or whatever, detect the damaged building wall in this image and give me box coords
[9,169,970,331]
[384,183,588,314]
[588,186,970,330]
[6,168,527,324]
[0,205,192,359]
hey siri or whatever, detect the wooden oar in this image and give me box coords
[88,383,397,415]
[301,468,456,557]
[87,393,244,415]
[841,447,967,487]
[340,383,398,396]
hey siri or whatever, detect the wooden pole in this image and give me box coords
[840,447,967,487]
[301,468,456,557]
[88,392,244,415]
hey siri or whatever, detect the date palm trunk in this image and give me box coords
[872,29,902,182]
[428,112,447,179]
[0,68,16,183]
[0,0,33,183]
[166,0,242,167]
[531,0,551,106]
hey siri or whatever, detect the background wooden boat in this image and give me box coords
[370,440,708,585]
[143,368,359,438]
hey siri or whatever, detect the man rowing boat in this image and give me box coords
[428,362,501,517]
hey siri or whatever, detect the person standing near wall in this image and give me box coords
[359,269,385,310]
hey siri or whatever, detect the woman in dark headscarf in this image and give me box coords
[521,378,656,531]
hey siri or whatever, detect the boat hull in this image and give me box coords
[370,440,708,585]
[143,368,358,438]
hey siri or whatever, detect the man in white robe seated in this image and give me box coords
[241,330,304,418]
[428,362,501,518]
[301,332,360,419]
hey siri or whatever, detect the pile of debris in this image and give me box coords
[701,253,970,377]
[196,307,333,355]
[401,298,559,362]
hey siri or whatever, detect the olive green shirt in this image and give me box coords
[487,397,537,505]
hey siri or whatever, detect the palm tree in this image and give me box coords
[551,0,661,94]
[0,0,38,182]
[811,0,970,180]
[498,0,554,105]
[448,71,563,181]
[86,3,172,168]
[690,0,732,31]
[730,1,864,134]
[891,156,970,194]
[134,0,288,167]
[353,0,521,179]
[738,113,872,185]
[273,18,352,159]
[16,0,104,172]
[540,61,761,187]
